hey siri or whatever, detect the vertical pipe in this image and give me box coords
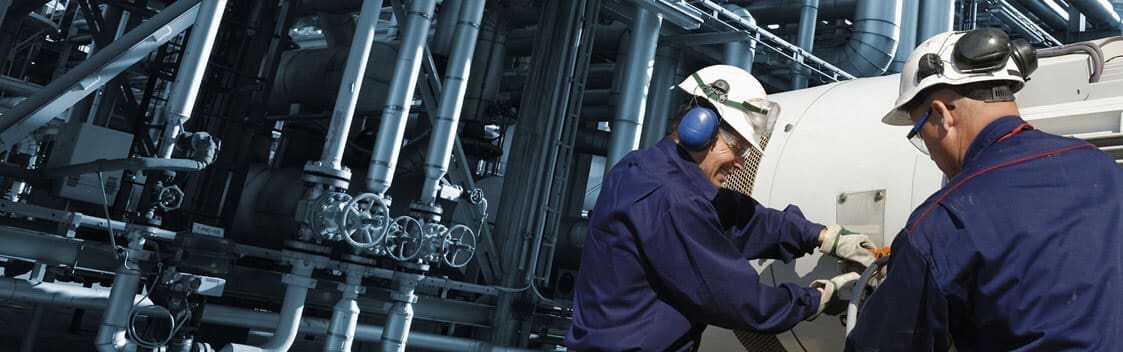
[366,0,438,195]
[604,6,661,171]
[319,0,386,172]
[381,271,423,352]
[891,0,919,72]
[421,0,487,204]
[431,0,462,56]
[157,0,227,158]
[640,47,679,149]
[0,0,9,30]
[222,260,317,352]
[967,0,978,29]
[794,0,819,89]
[324,268,364,352]
[917,0,954,43]
[19,305,44,352]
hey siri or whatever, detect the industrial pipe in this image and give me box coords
[1013,0,1068,31]
[742,0,858,22]
[605,5,661,169]
[221,261,316,352]
[640,46,680,148]
[431,0,462,56]
[157,0,227,158]
[817,0,902,77]
[39,157,208,179]
[722,6,756,73]
[1068,0,1122,29]
[794,0,819,88]
[0,278,154,310]
[381,271,424,352]
[891,0,920,72]
[421,0,487,204]
[94,239,145,352]
[366,0,437,195]
[324,268,364,352]
[917,0,954,43]
[319,0,386,172]
[0,75,41,96]
[462,16,507,124]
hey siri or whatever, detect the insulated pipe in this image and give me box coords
[319,0,386,172]
[605,6,662,170]
[917,0,954,43]
[157,0,227,158]
[421,0,487,204]
[817,0,901,77]
[381,271,424,352]
[891,0,920,72]
[0,277,154,310]
[742,0,858,22]
[1068,0,1122,29]
[722,6,756,73]
[366,0,437,195]
[640,46,680,148]
[324,268,364,352]
[94,240,144,352]
[0,75,41,96]
[1013,0,1069,31]
[431,0,461,56]
[221,261,317,352]
[39,157,207,178]
[794,0,819,88]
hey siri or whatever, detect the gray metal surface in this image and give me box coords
[918,0,954,43]
[816,0,902,77]
[794,0,819,88]
[891,0,920,72]
[605,5,661,169]
[157,0,227,158]
[1069,0,1123,28]
[319,0,386,172]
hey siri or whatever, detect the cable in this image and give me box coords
[128,270,178,349]
[96,171,121,261]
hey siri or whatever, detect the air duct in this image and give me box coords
[817,0,902,77]
[366,0,437,195]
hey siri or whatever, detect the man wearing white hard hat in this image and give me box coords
[566,64,877,351]
[846,29,1123,351]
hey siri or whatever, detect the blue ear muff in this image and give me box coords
[678,107,720,151]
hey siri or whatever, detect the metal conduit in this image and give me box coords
[421,0,487,204]
[366,0,437,195]
[605,6,661,169]
[157,0,227,158]
[817,0,902,77]
[320,0,386,172]
[918,0,954,43]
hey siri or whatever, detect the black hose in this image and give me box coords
[1036,42,1105,83]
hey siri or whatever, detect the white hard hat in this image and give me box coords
[883,29,1036,126]
[678,64,781,152]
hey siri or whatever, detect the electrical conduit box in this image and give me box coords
[45,123,133,205]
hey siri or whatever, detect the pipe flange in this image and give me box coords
[389,291,419,304]
[408,201,443,223]
[303,162,352,182]
[281,273,318,289]
[338,253,377,266]
[302,173,350,189]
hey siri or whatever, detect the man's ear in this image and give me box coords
[932,99,956,129]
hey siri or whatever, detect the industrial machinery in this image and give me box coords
[0,0,1120,351]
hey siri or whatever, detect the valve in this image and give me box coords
[441,224,476,268]
[338,193,390,249]
[381,216,425,261]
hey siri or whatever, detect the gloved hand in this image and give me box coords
[819,224,877,267]
[806,272,861,321]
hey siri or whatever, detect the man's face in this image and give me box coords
[908,97,961,177]
[698,129,747,187]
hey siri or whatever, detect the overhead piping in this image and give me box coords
[817,0,902,77]
[319,0,386,173]
[891,0,919,72]
[366,0,438,195]
[156,0,227,158]
[1067,0,1122,29]
[917,0,954,43]
[605,5,662,169]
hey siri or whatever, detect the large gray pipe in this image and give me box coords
[817,0,901,77]
[157,0,227,158]
[0,75,41,96]
[319,0,386,172]
[421,0,487,204]
[324,268,363,352]
[891,0,920,72]
[722,6,756,73]
[366,0,437,195]
[917,0,954,43]
[640,46,680,149]
[1068,0,1122,29]
[431,0,461,56]
[94,239,145,352]
[381,271,423,352]
[741,0,857,23]
[221,261,316,352]
[794,0,818,88]
[1013,0,1068,31]
[605,6,662,170]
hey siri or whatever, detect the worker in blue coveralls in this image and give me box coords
[565,64,879,351]
[847,29,1123,351]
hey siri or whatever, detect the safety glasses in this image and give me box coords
[718,128,753,161]
[907,108,932,155]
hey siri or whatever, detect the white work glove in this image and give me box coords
[819,224,877,267]
[806,272,861,321]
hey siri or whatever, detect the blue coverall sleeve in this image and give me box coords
[845,233,952,352]
[712,189,824,262]
[637,196,822,333]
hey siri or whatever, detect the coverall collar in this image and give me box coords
[962,115,1031,168]
[656,136,720,200]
